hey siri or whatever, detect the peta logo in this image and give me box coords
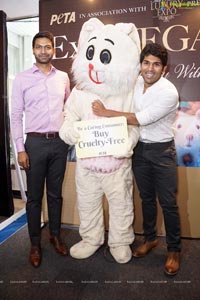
[50,12,76,25]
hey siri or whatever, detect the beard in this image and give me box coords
[34,54,53,64]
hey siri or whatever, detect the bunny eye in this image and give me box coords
[86,45,94,60]
[100,49,112,65]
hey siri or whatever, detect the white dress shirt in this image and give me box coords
[134,75,179,143]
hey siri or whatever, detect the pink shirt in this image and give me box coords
[11,64,70,152]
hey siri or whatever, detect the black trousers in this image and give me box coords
[132,141,181,252]
[25,135,68,246]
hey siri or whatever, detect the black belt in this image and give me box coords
[138,140,174,146]
[27,132,59,139]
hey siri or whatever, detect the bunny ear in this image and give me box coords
[195,109,200,120]
[115,23,141,54]
[78,18,104,48]
[115,23,134,35]
[82,17,104,32]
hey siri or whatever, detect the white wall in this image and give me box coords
[0,0,39,19]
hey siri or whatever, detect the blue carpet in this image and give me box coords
[0,213,27,244]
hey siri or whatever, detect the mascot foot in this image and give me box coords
[110,245,132,264]
[70,240,100,259]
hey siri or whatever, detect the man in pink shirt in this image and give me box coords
[11,31,70,267]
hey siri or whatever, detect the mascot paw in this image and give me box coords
[110,245,132,264]
[114,152,132,159]
[59,127,80,145]
[114,145,133,159]
[70,240,100,259]
[67,128,80,144]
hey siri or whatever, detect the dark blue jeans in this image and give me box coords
[132,141,181,252]
[25,135,68,246]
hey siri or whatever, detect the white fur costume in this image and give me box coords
[59,18,140,263]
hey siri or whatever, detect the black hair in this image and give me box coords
[140,43,168,66]
[32,31,54,48]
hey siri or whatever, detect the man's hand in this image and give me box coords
[92,100,108,117]
[18,151,30,169]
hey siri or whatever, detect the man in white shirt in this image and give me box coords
[92,43,181,276]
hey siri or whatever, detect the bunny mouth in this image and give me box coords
[88,64,104,84]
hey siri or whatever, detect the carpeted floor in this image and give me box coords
[0,224,199,300]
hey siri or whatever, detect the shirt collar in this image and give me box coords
[138,74,163,91]
[31,63,56,74]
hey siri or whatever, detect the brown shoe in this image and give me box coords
[29,246,42,268]
[164,252,180,276]
[50,236,67,256]
[133,240,158,258]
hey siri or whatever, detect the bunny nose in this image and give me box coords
[89,63,94,70]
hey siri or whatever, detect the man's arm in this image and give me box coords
[11,77,25,152]
[11,76,30,169]
[92,100,140,126]
[64,73,71,103]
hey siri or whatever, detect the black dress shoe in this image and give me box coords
[50,236,67,256]
[29,246,42,268]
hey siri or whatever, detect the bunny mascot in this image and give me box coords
[59,18,141,263]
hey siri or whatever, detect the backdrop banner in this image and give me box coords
[39,0,200,167]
